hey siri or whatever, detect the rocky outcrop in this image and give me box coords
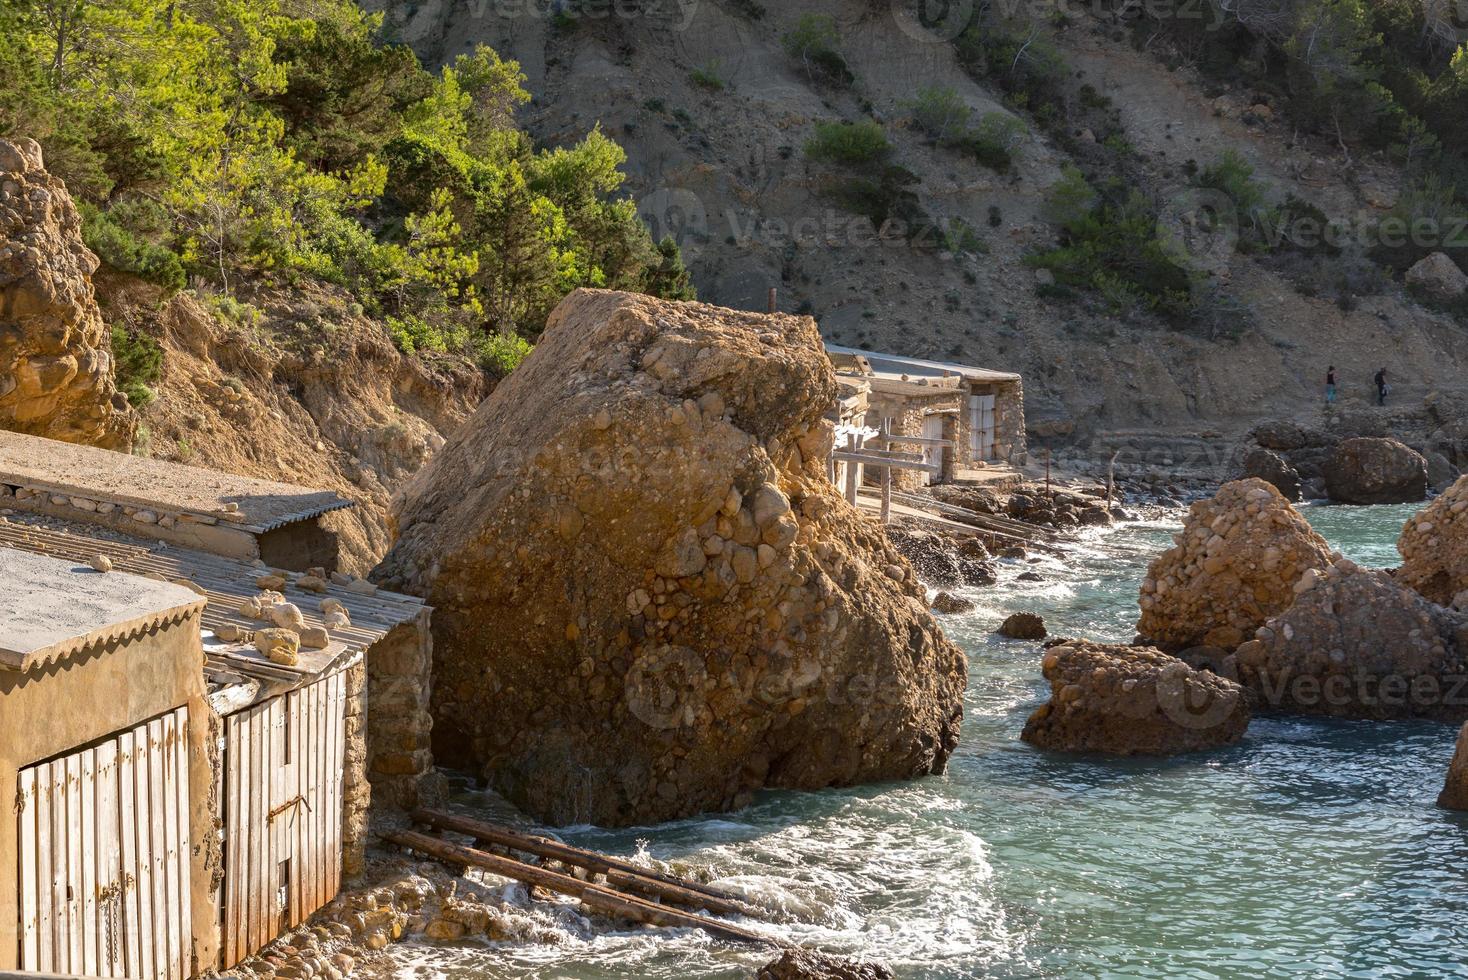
[998,612,1047,640]
[0,138,133,447]
[1250,420,1329,453]
[931,592,974,615]
[1323,437,1428,505]
[757,950,894,980]
[1233,560,1468,721]
[1241,448,1302,501]
[1439,722,1468,811]
[375,289,967,826]
[1406,252,1468,299]
[1020,641,1250,755]
[1137,479,1335,651]
[1397,475,1468,607]
[886,523,995,589]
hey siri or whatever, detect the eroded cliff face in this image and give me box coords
[0,138,134,448]
[375,289,968,826]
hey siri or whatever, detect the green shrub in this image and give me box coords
[782,15,853,87]
[909,86,972,143]
[1199,150,1265,216]
[110,324,163,408]
[805,121,891,167]
[476,332,533,378]
[957,113,1027,172]
[690,63,725,91]
[81,205,186,294]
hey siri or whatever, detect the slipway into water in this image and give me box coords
[388,502,1468,979]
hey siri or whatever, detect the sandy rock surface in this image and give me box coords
[0,138,133,447]
[1397,474,1468,606]
[1323,437,1428,505]
[1233,560,1468,722]
[376,289,967,826]
[1138,479,1335,651]
[1020,641,1250,755]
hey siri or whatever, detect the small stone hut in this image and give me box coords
[0,434,437,975]
[825,343,1026,489]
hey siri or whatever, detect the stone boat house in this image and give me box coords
[0,432,436,977]
[824,344,1027,489]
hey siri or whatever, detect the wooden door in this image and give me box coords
[16,707,194,980]
[220,671,346,968]
[970,394,997,461]
[921,415,946,485]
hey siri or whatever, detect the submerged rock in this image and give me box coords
[1137,479,1334,651]
[1323,437,1428,505]
[1020,641,1250,755]
[998,612,1047,640]
[1233,560,1468,722]
[931,592,974,615]
[1439,722,1468,811]
[376,289,967,826]
[0,138,134,447]
[1397,475,1468,606]
[756,949,894,980]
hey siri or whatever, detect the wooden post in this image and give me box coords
[1045,448,1052,500]
[845,432,862,505]
[880,418,893,523]
[1106,450,1119,513]
[767,287,777,313]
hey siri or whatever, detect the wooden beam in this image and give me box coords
[383,831,772,945]
[832,452,939,473]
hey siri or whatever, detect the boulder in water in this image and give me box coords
[1397,475,1468,606]
[1438,722,1468,811]
[931,592,974,615]
[757,949,894,980]
[375,289,967,826]
[1241,448,1302,501]
[1323,437,1427,505]
[1137,479,1334,651]
[998,612,1047,640]
[1233,560,1468,721]
[1021,641,1250,755]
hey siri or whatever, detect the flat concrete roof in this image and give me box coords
[825,343,1023,384]
[0,430,352,532]
[0,548,205,673]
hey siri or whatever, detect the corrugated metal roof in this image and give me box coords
[0,516,426,699]
[824,343,1023,384]
[0,430,353,533]
[0,547,206,673]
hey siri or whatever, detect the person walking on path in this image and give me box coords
[1375,368,1389,407]
[1326,366,1337,406]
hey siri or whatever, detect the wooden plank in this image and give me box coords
[95,739,120,977]
[245,706,261,958]
[328,672,343,899]
[832,451,939,472]
[35,761,55,973]
[308,680,323,914]
[130,730,156,980]
[18,766,39,970]
[80,747,98,977]
[254,703,270,956]
[172,707,193,980]
[118,731,142,980]
[146,718,172,980]
[64,751,83,972]
[289,689,304,928]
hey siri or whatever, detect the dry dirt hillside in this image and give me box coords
[364,0,1468,477]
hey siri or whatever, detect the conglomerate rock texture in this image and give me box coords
[1233,560,1468,722]
[1020,641,1250,755]
[0,138,133,447]
[1439,722,1468,811]
[1397,474,1468,607]
[1137,479,1335,651]
[1323,437,1428,505]
[376,289,967,826]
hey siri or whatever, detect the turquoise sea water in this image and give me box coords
[392,502,1468,979]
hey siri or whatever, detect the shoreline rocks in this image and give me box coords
[1020,641,1250,755]
[1323,437,1427,505]
[1439,722,1468,811]
[1137,479,1334,651]
[1232,559,1468,722]
[375,290,967,826]
[998,612,1047,640]
[1397,474,1468,607]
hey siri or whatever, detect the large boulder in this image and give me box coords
[0,138,133,447]
[374,290,967,826]
[1020,641,1250,755]
[1233,560,1468,722]
[757,950,893,980]
[1137,479,1335,651]
[1405,251,1468,299]
[1250,420,1328,453]
[1323,437,1428,505]
[1439,723,1468,811]
[1397,474,1468,606]
[1241,448,1302,501]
